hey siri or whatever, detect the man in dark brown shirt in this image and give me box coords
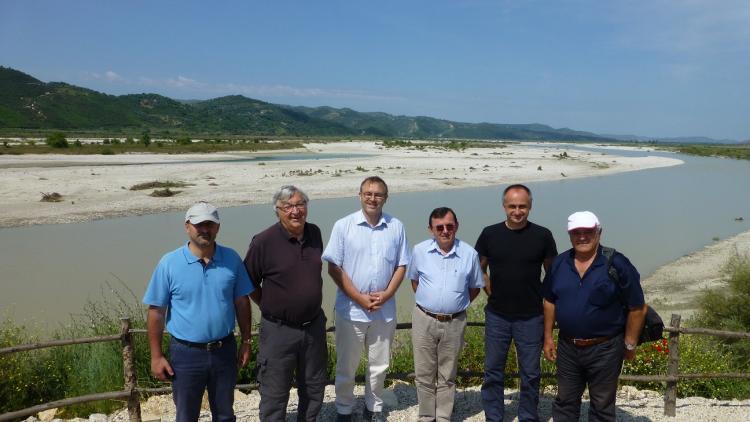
[244,185,327,422]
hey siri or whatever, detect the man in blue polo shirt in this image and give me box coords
[143,201,253,422]
[542,211,647,422]
[407,207,484,421]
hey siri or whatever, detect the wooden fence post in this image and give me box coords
[121,318,142,422]
[664,314,681,417]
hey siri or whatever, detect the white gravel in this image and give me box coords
[28,383,750,421]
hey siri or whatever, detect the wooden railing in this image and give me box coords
[2,314,749,421]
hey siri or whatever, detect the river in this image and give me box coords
[1,146,748,327]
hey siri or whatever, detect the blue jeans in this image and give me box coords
[553,334,624,422]
[481,310,543,422]
[169,336,237,422]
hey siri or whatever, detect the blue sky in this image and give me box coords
[2,1,748,140]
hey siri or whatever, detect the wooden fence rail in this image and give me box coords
[1,313,749,421]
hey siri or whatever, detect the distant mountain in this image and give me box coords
[287,105,613,141]
[0,66,353,136]
[0,66,688,143]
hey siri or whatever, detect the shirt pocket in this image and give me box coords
[588,276,618,307]
[446,265,469,293]
[379,238,399,265]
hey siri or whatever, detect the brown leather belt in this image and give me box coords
[564,336,611,347]
[417,304,464,322]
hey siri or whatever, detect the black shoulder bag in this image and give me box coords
[601,246,665,345]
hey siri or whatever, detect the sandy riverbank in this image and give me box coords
[642,228,750,320]
[0,141,681,228]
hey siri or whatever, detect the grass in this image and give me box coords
[664,144,750,161]
[40,192,63,202]
[149,188,181,197]
[0,138,305,155]
[129,181,190,191]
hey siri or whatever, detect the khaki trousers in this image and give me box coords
[411,305,467,422]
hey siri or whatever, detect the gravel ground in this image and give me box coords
[28,383,750,421]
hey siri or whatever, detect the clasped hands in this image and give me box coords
[358,291,387,312]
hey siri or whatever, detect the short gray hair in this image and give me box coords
[272,185,309,213]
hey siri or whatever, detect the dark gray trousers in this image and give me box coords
[257,313,328,422]
[552,334,624,422]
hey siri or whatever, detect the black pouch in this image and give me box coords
[638,305,665,345]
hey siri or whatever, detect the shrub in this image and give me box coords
[0,281,157,416]
[40,192,63,202]
[692,253,750,368]
[45,132,68,148]
[129,180,189,191]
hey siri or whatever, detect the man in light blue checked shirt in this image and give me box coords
[323,176,410,422]
[408,206,484,422]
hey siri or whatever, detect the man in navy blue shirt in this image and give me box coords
[542,211,647,422]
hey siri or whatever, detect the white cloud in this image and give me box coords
[166,75,202,88]
[104,71,121,82]
[82,71,404,102]
[149,76,404,102]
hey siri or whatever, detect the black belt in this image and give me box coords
[263,312,319,329]
[173,333,234,351]
[417,304,465,322]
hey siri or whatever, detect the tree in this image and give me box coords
[141,132,151,147]
[45,132,69,148]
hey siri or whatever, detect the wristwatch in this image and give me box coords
[242,338,252,345]
[624,342,637,351]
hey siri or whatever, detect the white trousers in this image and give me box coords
[334,313,397,414]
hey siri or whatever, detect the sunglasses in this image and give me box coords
[434,224,456,232]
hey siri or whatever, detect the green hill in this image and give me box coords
[0,66,614,141]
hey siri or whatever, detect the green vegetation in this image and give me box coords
[149,188,180,197]
[0,134,305,155]
[129,181,190,191]
[40,192,63,202]
[692,253,750,367]
[621,254,750,398]
[45,132,68,148]
[0,284,157,416]
[1,66,615,142]
[667,144,750,161]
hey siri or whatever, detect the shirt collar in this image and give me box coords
[564,245,606,269]
[428,238,459,257]
[276,221,308,243]
[182,241,222,264]
[356,209,388,228]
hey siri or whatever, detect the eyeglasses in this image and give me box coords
[276,202,307,213]
[434,224,456,233]
[360,192,386,200]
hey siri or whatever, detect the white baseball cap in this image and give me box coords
[567,211,600,232]
[185,202,220,224]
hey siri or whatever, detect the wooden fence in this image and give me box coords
[2,314,750,421]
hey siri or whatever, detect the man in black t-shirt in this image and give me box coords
[475,184,557,422]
